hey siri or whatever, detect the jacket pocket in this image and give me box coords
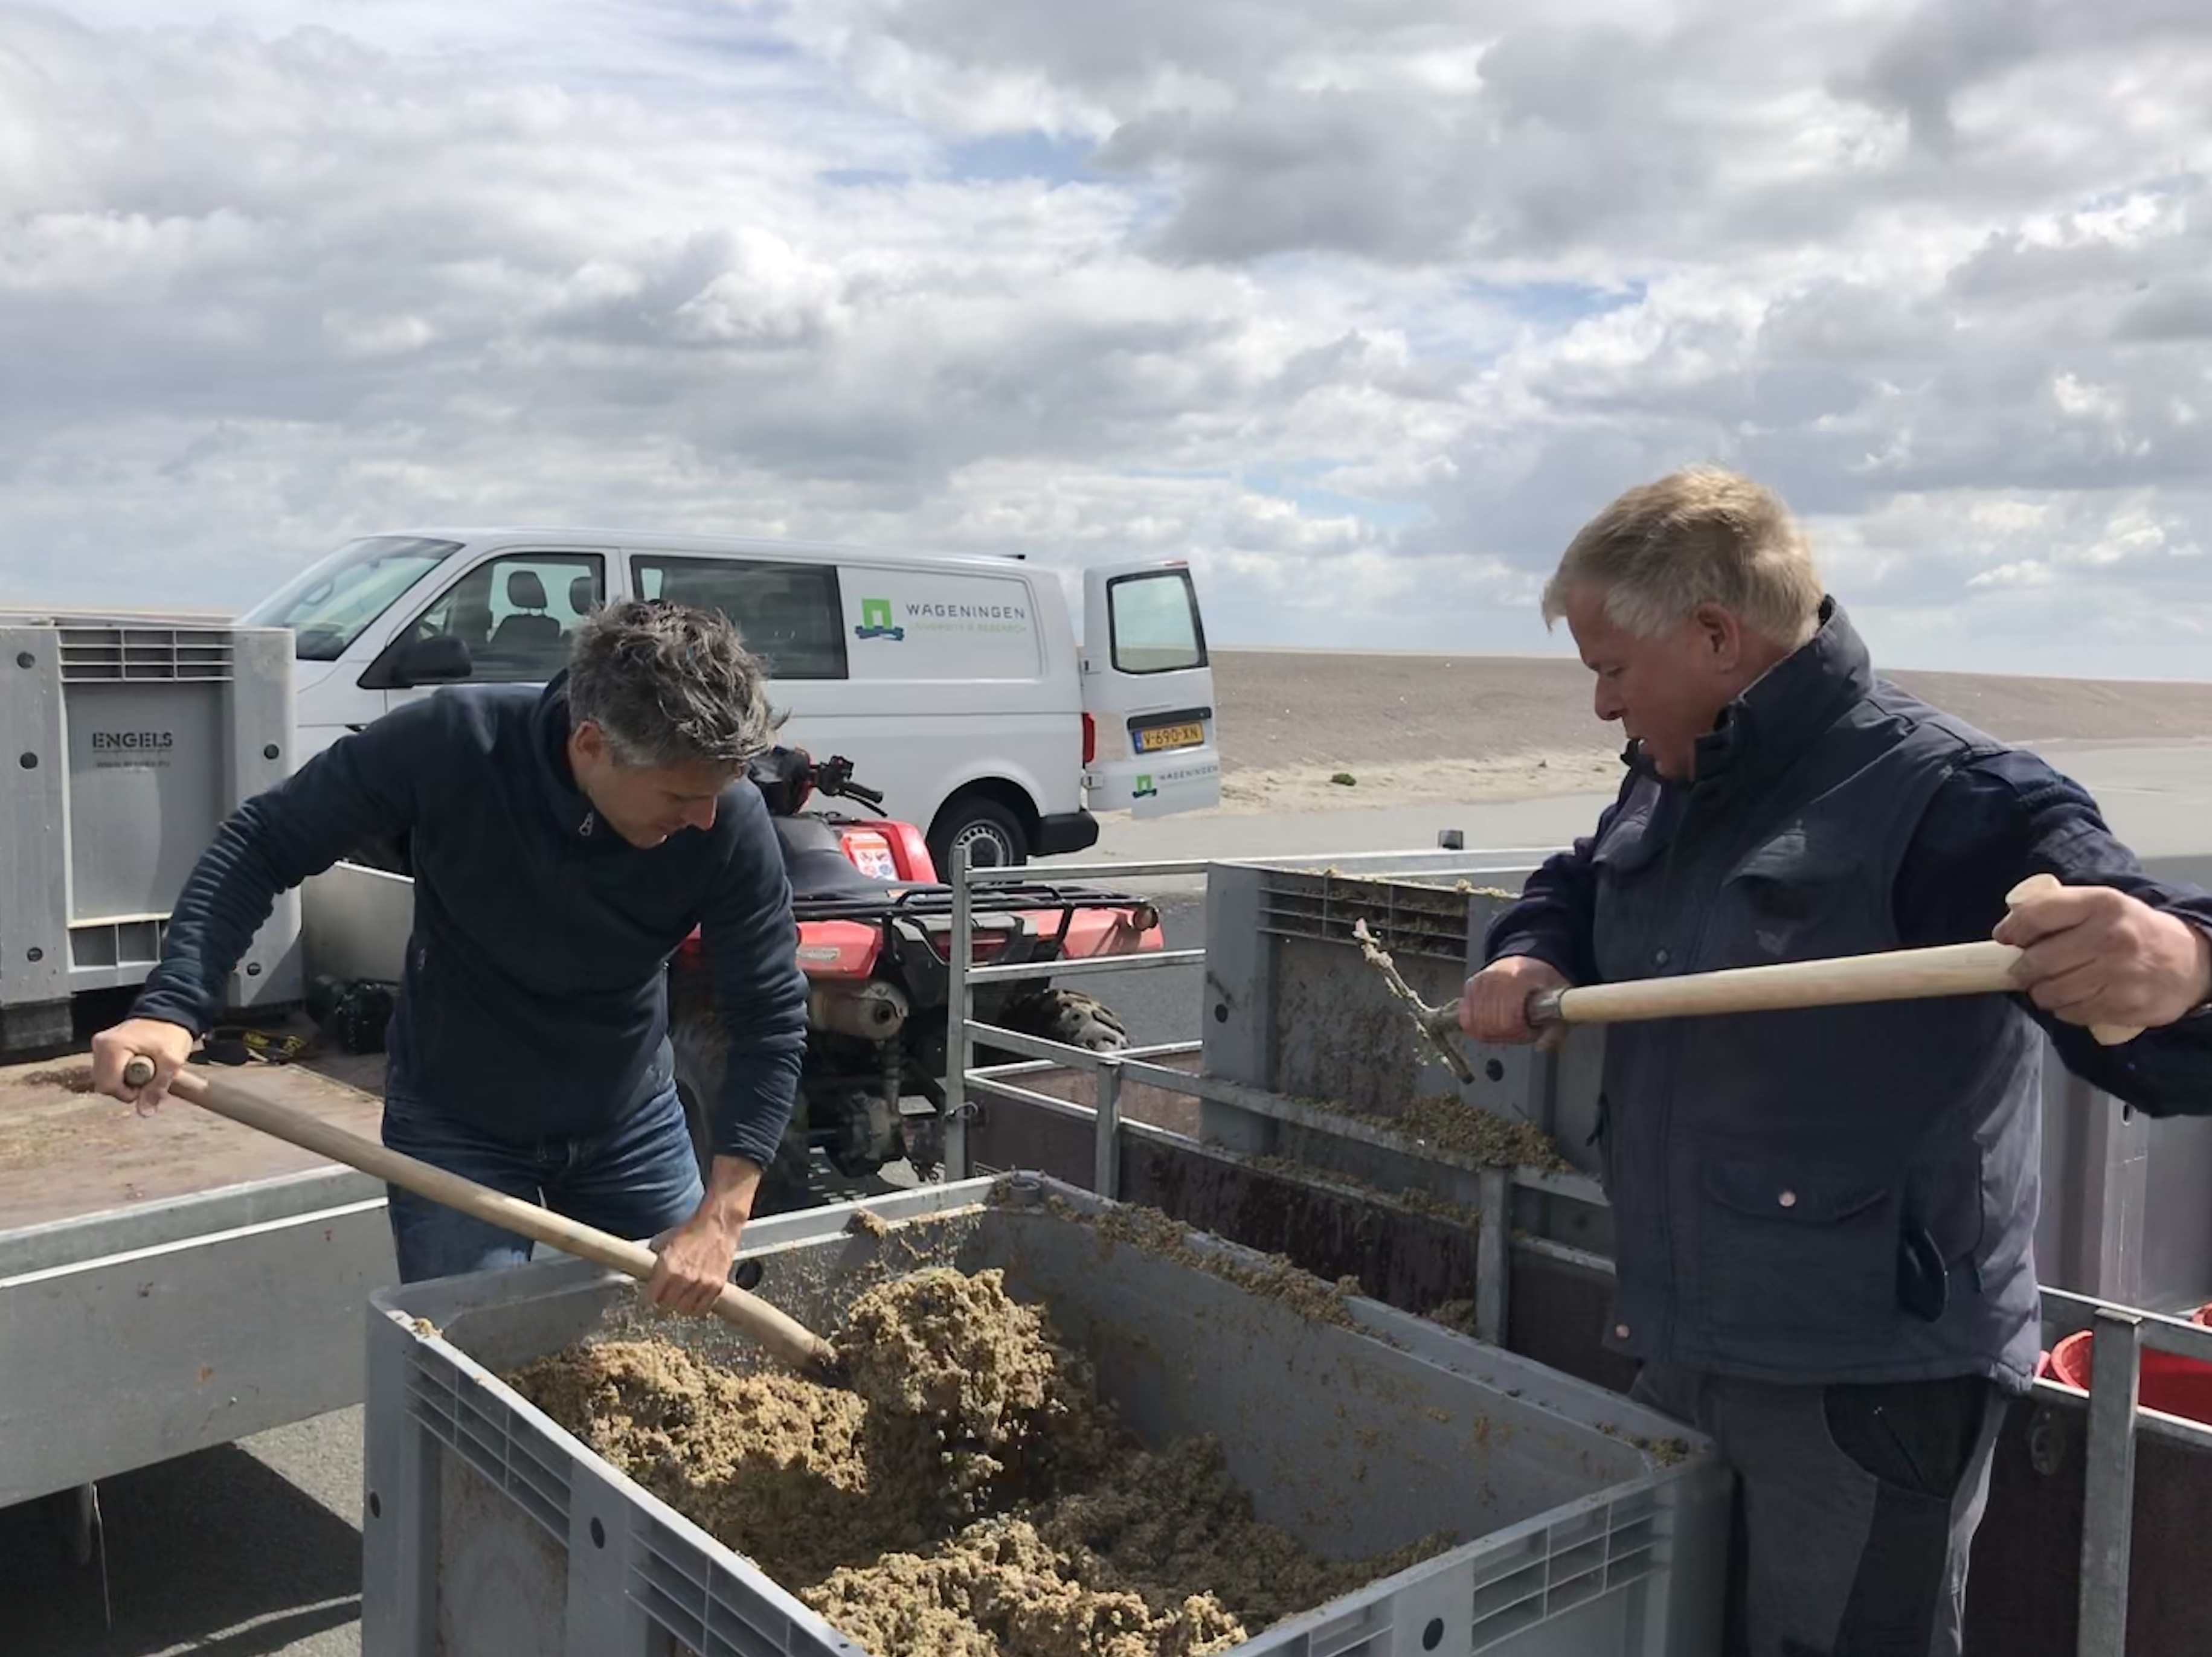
[1717,826,1872,962]
[1696,1156,1902,1338]
[1590,1091,1617,1196]
[401,936,454,1077]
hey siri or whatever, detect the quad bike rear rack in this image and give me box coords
[787,880,1157,923]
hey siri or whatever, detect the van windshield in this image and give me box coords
[239,536,461,661]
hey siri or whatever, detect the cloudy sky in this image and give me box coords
[6,1,2212,675]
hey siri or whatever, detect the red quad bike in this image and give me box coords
[666,748,1165,1211]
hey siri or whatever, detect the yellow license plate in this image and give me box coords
[1136,721,1205,752]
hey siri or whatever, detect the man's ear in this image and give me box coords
[571,719,607,764]
[1692,602,1742,671]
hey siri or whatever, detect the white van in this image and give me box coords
[235,528,1223,870]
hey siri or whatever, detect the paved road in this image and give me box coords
[0,1414,364,1656]
[6,739,2209,1655]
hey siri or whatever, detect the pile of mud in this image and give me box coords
[1386,1095,1570,1173]
[509,1265,1448,1656]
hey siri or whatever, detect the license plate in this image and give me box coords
[1135,721,1205,753]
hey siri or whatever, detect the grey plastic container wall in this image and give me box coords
[361,1178,1730,1657]
[1203,853,2212,1316]
[0,616,300,1046]
[1200,864,1603,1177]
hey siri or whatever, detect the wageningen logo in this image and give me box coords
[854,598,905,642]
[91,731,174,752]
[855,596,1033,641]
[1133,774,1157,799]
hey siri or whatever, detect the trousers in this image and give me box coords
[1631,1361,2011,1657]
[378,1080,706,1284]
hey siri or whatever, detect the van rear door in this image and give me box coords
[1080,562,1222,816]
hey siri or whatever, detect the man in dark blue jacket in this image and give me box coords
[1461,467,2212,1657]
[90,600,809,1317]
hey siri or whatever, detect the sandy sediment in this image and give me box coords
[508,1265,1450,1657]
[1204,649,2212,815]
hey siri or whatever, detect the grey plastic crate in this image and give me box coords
[1201,854,2212,1317]
[362,1176,1728,1657]
[0,611,300,1050]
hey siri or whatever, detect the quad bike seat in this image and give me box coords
[772,815,948,904]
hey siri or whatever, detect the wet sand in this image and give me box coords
[1208,650,2212,812]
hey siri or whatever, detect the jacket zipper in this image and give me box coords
[1652,796,1690,1357]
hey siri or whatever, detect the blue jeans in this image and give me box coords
[379,1082,706,1284]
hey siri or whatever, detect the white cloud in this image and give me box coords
[2,0,2212,675]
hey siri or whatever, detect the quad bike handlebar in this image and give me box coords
[745,746,886,816]
[807,754,886,811]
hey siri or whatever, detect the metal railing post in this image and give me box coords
[1475,1165,1511,1345]
[1093,1059,1124,1199]
[944,841,972,1182]
[2079,1305,2143,1653]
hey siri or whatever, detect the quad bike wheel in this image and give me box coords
[992,987,1131,1054]
[670,1008,814,1213]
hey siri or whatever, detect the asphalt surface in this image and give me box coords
[0,893,1208,1657]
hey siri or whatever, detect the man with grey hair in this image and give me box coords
[1462,466,2212,1655]
[92,600,809,1316]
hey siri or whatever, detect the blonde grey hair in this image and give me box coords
[1540,466,1824,646]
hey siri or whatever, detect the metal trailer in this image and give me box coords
[944,844,2212,1657]
[0,861,401,1560]
[0,1168,392,1518]
[6,833,2212,1655]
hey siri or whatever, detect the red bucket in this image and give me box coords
[2048,1312,2212,1426]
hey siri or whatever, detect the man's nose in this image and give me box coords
[684,798,718,831]
[1593,682,1623,722]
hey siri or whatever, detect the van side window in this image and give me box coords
[1107,570,1207,674]
[633,556,848,681]
[410,553,605,681]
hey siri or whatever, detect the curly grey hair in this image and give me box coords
[565,599,783,769]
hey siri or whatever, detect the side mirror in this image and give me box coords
[362,633,472,690]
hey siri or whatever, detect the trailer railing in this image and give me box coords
[942,839,2212,1657]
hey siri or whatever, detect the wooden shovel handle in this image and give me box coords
[121,1057,844,1379]
[1522,873,2140,1046]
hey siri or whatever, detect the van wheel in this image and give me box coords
[930,796,1027,876]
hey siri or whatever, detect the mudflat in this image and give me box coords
[1207,649,2212,814]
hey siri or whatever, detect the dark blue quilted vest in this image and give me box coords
[1584,600,2043,1390]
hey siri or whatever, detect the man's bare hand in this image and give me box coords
[1459,955,1572,1049]
[644,1154,764,1316]
[645,1210,745,1316]
[90,1018,196,1114]
[1995,880,2212,1036]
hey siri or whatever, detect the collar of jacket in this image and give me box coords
[529,670,608,843]
[1622,595,1873,798]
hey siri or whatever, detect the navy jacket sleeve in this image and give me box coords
[695,792,810,1168]
[130,702,427,1036]
[1893,748,2212,1116]
[1481,777,1632,982]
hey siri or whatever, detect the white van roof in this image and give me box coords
[381,527,1029,568]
